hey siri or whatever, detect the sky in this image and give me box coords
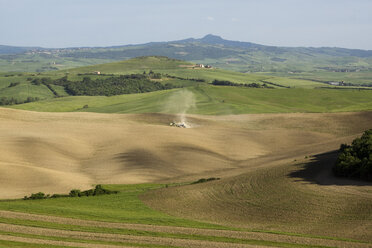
[0,0,372,50]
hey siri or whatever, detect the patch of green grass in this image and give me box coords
[262,77,326,88]
[0,53,114,73]
[0,217,337,248]
[64,56,192,75]
[48,84,69,97]
[10,85,372,114]
[250,229,370,244]
[0,74,28,90]
[0,183,369,245]
[0,82,55,101]
[156,68,269,84]
[189,86,372,114]
[262,71,372,86]
[10,89,176,113]
[0,184,222,229]
[0,240,77,248]
[0,230,179,248]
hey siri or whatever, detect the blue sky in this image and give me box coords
[1,0,371,49]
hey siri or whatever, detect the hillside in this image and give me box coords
[0,56,369,114]
[10,86,372,114]
[0,107,371,247]
[5,56,358,107]
[1,35,372,86]
[1,57,372,247]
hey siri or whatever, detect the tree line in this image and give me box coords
[211,79,273,88]
[34,74,179,97]
[0,96,39,105]
[23,185,118,200]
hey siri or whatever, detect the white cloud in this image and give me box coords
[206,16,215,21]
[231,17,238,22]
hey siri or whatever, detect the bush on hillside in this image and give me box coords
[23,192,49,200]
[333,129,372,181]
[69,189,81,197]
[8,82,20,87]
[68,185,118,197]
[192,177,221,184]
[211,79,272,88]
[23,185,118,200]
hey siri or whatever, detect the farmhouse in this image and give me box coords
[329,81,344,86]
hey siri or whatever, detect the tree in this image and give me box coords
[333,129,372,181]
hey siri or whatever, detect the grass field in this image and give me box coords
[1,56,371,105]
[0,180,371,248]
[0,83,55,101]
[261,77,327,88]
[9,85,372,114]
[262,71,372,86]
[0,184,220,228]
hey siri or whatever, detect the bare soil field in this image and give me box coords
[0,108,371,199]
[0,107,372,246]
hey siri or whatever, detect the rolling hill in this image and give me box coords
[0,56,372,115]
[0,51,371,247]
[0,107,371,247]
[2,56,372,111]
[1,35,372,86]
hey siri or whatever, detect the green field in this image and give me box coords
[0,183,369,248]
[1,56,371,107]
[0,184,220,229]
[9,85,372,114]
[1,56,370,114]
[261,70,372,86]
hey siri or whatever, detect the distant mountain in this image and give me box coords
[1,34,372,73]
[0,45,41,55]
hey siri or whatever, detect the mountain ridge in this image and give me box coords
[2,34,371,53]
[1,34,372,73]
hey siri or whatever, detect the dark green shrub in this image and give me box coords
[192,177,221,184]
[24,192,47,200]
[23,185,118,200]
[69,189,81,197]
[80,189,94,196]
[333,129,372,181]
[93,184,105,195]
[8,82,20,87]
[50,194,68,198]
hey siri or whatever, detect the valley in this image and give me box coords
[0,55,370,248]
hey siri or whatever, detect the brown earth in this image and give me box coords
[140,112,372,241]
[0,107,372,246]
[0,108,371,200]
